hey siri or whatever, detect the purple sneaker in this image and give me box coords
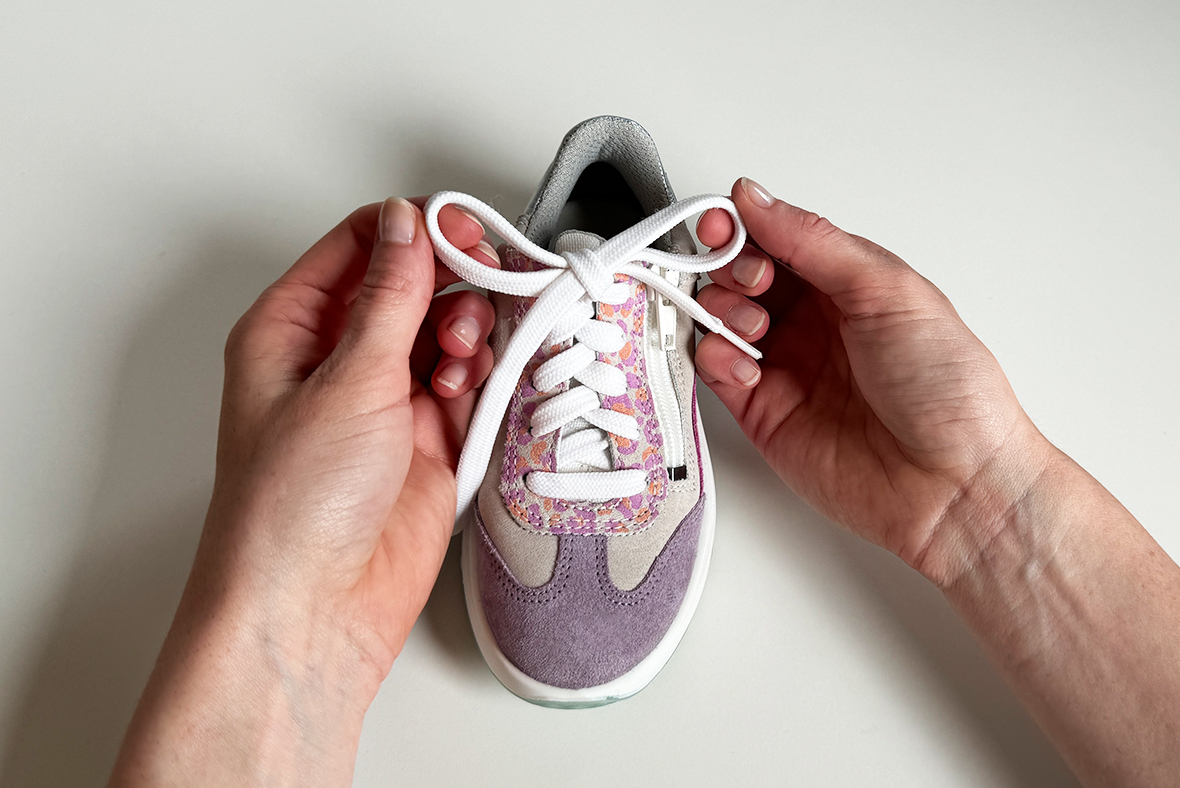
[425,116,758,707]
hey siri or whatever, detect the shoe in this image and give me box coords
[424,116,758,707]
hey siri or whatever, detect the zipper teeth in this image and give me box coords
[646,283,684,469]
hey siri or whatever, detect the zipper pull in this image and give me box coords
[657,268,679,351]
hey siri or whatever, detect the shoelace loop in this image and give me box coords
[424,190,760,530]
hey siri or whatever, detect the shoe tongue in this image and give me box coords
[506,229,606,273]
[550,229,605,255]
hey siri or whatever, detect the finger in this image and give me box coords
[432,344,494,398]
[416,198,499,291]
[749,256,811,323]
[427,290,495,359]
[273,198,487,300]
[696,332,761,394]
[425,384,481,446]
[223,202,386,404]
[408,198,485,251]
[433,240,501,291]
[277,202,382,303]
[695,333,761,437]
[731,177,927,320]
[327,198,436,386]
[696,207,734,248]
[695,284,771,342]
[467,239,500,268]
[706,244,775,296]
[277,198,484,303]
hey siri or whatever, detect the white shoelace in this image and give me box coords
[424,191,761,528]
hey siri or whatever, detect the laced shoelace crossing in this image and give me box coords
[424,191,761,528]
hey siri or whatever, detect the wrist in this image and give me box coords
[924,429,1180,786]
[913,419,1062,591]
[925,424,1092,653]
[197,488,404,692]
[110,527,385,787]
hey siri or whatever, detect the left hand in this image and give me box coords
[111,197,497,786]
[202,195,499,675]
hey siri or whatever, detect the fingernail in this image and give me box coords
[448,316,481,350]
[379,197,416,246]
[731,252,767,289]
[741,177,775,208]
[457,207,484,235]
[473,239,500,266]
[731,356,761,387]
[436,363,468,391]
[727,303,766,336]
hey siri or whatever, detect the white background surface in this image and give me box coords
[2,1,1177,785]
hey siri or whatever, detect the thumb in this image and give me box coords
[731,178,929,320]
[327,197,435,388]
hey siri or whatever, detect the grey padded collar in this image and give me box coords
[518,115,697,255]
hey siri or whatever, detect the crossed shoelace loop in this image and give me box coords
[562,247,615,301]
[424,191,761,530]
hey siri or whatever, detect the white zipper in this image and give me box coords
[646,269,685,473]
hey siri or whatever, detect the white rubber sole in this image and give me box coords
[461,407,716,708]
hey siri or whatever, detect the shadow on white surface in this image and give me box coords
[0,227,282,785]
[697,389,1079,787]
[419,537,484,671]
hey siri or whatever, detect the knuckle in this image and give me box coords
[796,209,829,235]
[359,267,421,307]
[224,310,257,362]
[764,206,842,267]
[921,276,955,309]
[896,269,951,314]
[795,210,839,244]
[840,266,924,320]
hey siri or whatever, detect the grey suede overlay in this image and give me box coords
[479,431,558,588]
[476,494,706,689]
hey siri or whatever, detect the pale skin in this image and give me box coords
[109,180,1180,788]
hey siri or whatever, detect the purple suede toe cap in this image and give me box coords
[475,495,706,690]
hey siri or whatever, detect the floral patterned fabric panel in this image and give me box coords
[499,246,668,535]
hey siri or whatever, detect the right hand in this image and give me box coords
[694,178,1055,586]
